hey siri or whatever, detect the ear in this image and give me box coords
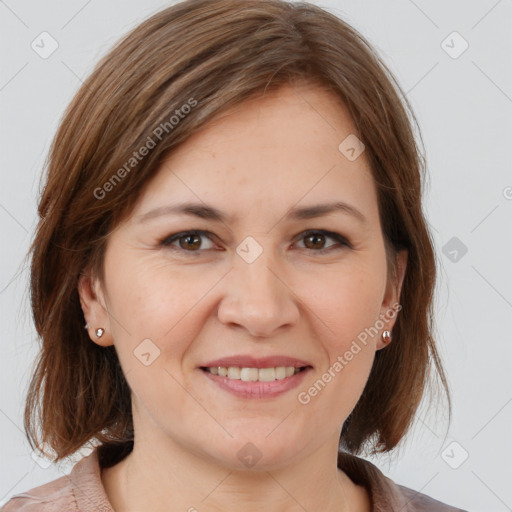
[377,248,407,349]
[78,271,114,347]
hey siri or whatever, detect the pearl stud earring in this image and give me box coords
[381,330,392,344]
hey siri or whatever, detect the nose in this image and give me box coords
[217,249,300,338]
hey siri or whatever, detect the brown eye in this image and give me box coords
[303,232,328,250]
[295,230,350,254]
[160,229,350,255]
[161,231,215,251]
[178,233,202,250]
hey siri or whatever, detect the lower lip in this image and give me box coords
[199,367,312,399]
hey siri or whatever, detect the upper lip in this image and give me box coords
[200,355,313,369]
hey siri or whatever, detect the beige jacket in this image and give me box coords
[1,447,468,511]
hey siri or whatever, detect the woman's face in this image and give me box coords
[80,82,406,469]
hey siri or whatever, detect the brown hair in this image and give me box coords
[25,0,451,464]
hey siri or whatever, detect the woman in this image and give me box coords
[2,0,467,510]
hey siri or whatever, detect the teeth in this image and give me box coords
[205,366,304,381]
[227,367,240,379]
[241,367,259,381]
[256,367,275,382]
[275,366,286,379]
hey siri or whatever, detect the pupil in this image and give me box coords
[182,234,200,249]
[306,233,324,249]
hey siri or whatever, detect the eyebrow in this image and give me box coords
[136,201,367,225]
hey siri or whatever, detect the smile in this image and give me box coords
[199,366,312,399]
[202,365,306,381]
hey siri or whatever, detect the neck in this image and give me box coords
[100,436,370,512]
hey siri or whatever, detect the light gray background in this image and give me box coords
[1,1,511,510]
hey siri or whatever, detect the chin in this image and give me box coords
[198,431,307,471]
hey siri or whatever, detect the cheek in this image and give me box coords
[294,273,380,428]
[103,253,223,380]
[291,258,385,409]
[102,258,209,420]
[295,258,386,349]
[104,250,204,333]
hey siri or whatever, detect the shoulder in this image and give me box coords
[1,473,77,511]
[397,484,469,511]
[337,450,468,511]
[1,448,113,512]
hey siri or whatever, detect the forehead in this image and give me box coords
[129,82,379,228]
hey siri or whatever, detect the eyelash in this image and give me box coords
[159,229,351,255]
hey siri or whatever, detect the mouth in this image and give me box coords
[199,358,313,399]
[199,365,311,381]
